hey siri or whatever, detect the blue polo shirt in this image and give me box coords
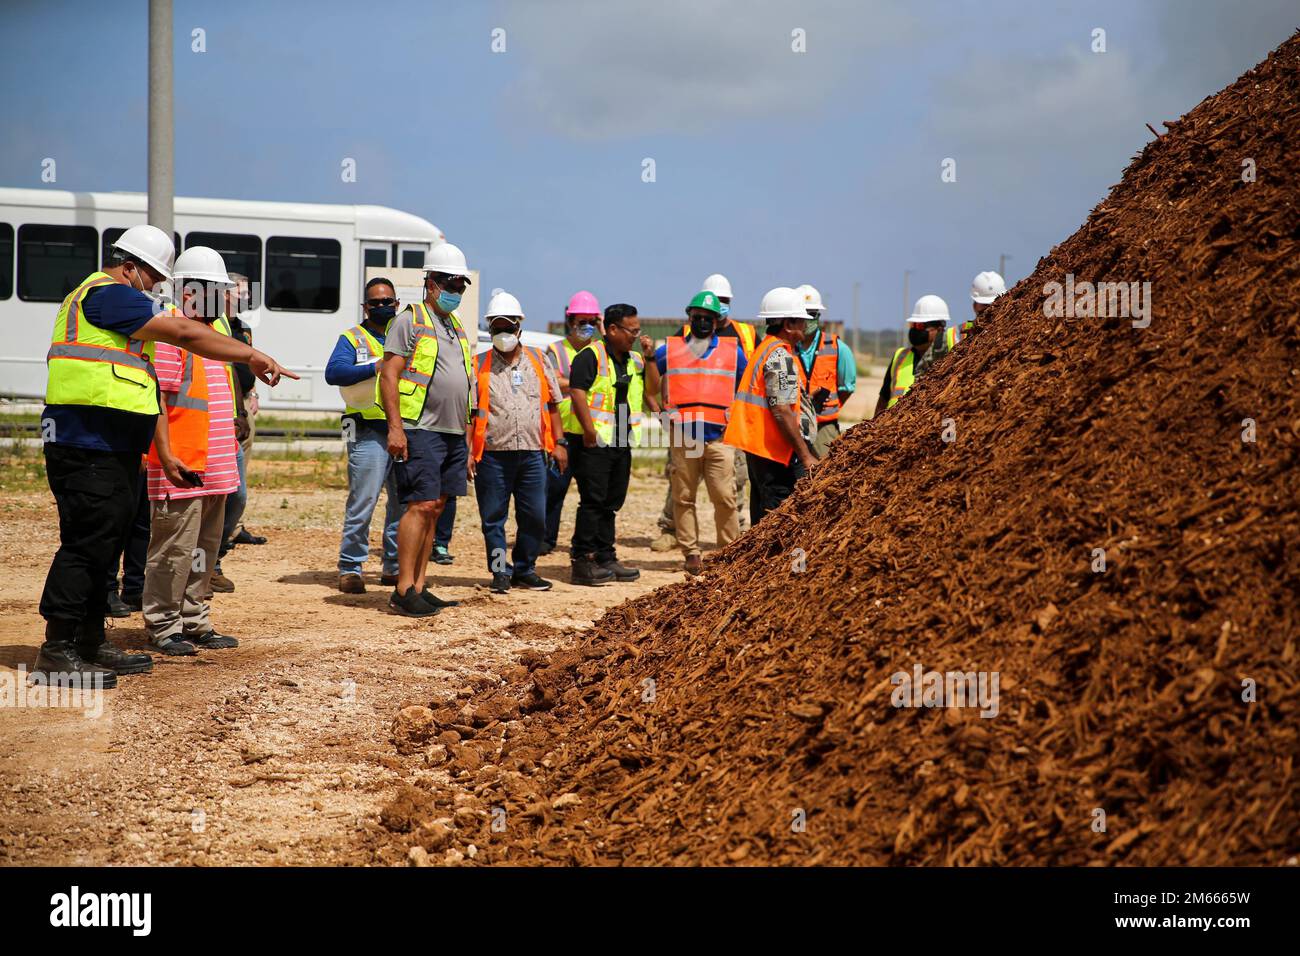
[654,335,747,444]
[41,283,161,455]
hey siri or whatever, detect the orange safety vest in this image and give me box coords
[663,335,738,428]
[470,348,556,462]
[723,334,807,465]
[806,332,841,424]
[146,348,210,471]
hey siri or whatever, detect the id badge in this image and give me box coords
[511,368,523,391]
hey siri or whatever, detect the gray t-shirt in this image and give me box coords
[384,306,474,434]
[763,343,816,445]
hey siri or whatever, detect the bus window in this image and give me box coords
[186,231,263,307]
[18,224,98,302]
[0,223,13,299]
[266,236,341,312]
[364,247,387,268]
[401,248,426,268]
[102,227,181,270]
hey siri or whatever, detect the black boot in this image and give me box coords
[33,621,117,690]
[571,557,615,586]
[597,558,640,582]
[79,613,153,675]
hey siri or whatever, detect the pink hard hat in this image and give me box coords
[565,290,601,317]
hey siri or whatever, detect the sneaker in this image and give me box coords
[512,571,553,591]
[380,573,399,587]
[389,587,439,618]
[684,554,703,575]
[79,641,153,675]
[598,558,640,582]
[420,589,459,608]
[649,532,678,553]
[489,573,512,594]
[233,527,267,545]
[339,573,366,594]
[571,558,615,586]
[150,634,197,656]
[209,572,235,593]
[190,631,240,650]
[430,544,454,565]
[106,592,132,618]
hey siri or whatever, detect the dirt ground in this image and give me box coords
[0,455,721,866]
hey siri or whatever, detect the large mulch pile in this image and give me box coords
[380,33,1300,866]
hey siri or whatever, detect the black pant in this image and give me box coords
[748,453,805,526]
[41,445,142,648]
[106,476,150,598]
[569,441,631,562]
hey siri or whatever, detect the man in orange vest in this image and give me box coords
[722,287,819,526]
[655,291,748,574]
[470,293,567,593]
[141,247,246,656]
[796,284,856,459]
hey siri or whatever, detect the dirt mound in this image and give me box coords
[383,33,1300,865]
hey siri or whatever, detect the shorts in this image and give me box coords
[394,429,468,504]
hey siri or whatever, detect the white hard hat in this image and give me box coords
[485,291,524,320]
[172,246,233,286]
[970,270,1007,304]
[909,294,951,324]
[758,286,809,321]
[702,273,732,299]
[797,283,825,315]
[111,224,175,280]
[423,242,472,279]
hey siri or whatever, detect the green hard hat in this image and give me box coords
[687,290,722,315]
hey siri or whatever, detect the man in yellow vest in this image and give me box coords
[566,303,660,585]
[947,270,1007,349]
[796,284,856,458]
[470,292,567,593]
[877,294,952,414]
[655,291,748,574]
[379,244,475,617]
[542,291,602,554]
[36,225,295,688]
[327,276,403,594]
[722,287,819,525]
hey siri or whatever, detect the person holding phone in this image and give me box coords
[141,247,246,656]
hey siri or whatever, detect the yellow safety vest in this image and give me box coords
[886,347,918,409]
[341,323,386,420]
[545,338,582,434]
[384,302,474,425]
[45,271,159,416]
[212,314,239,406]
[579,341,645,446]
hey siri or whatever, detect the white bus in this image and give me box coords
[0,187,541,413]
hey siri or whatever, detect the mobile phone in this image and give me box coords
[178,467,204,488]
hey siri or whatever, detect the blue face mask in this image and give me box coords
[719,302,730,317]
[436,290,462,313]
[576,323,596,340]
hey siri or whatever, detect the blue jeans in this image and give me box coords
[544,444,575,548]
[474,450,547,577]
[338,429,401,576]
[435,495,456,548]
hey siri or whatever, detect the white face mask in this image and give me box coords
[492,332,519,353]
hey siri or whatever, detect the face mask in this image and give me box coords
[367,305,397,322]
[128,265,164,305]
[689,317,715,339]
[435,290,462,313]
[805,316,821,337]
[576,323,596,341]
[718,302,730,318]
[908,326,931,347]
[492,331,519,353]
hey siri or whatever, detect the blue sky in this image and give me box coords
[2,0,1295,330]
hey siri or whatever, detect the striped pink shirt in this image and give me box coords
[147,343,239,501]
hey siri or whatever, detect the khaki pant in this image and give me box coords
[670,442,738,557]
[660,446,750,533]
[813,420,841,460]
[143,494,226,642]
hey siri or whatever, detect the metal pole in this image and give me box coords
[852,281,860,352]
[902,269,913,321]
[999,253,1011,280]
[148,0,174,237]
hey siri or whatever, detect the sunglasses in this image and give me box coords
[428,274,468,292]
[365,297,397,308]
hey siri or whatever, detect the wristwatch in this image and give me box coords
[554,437,569,447]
